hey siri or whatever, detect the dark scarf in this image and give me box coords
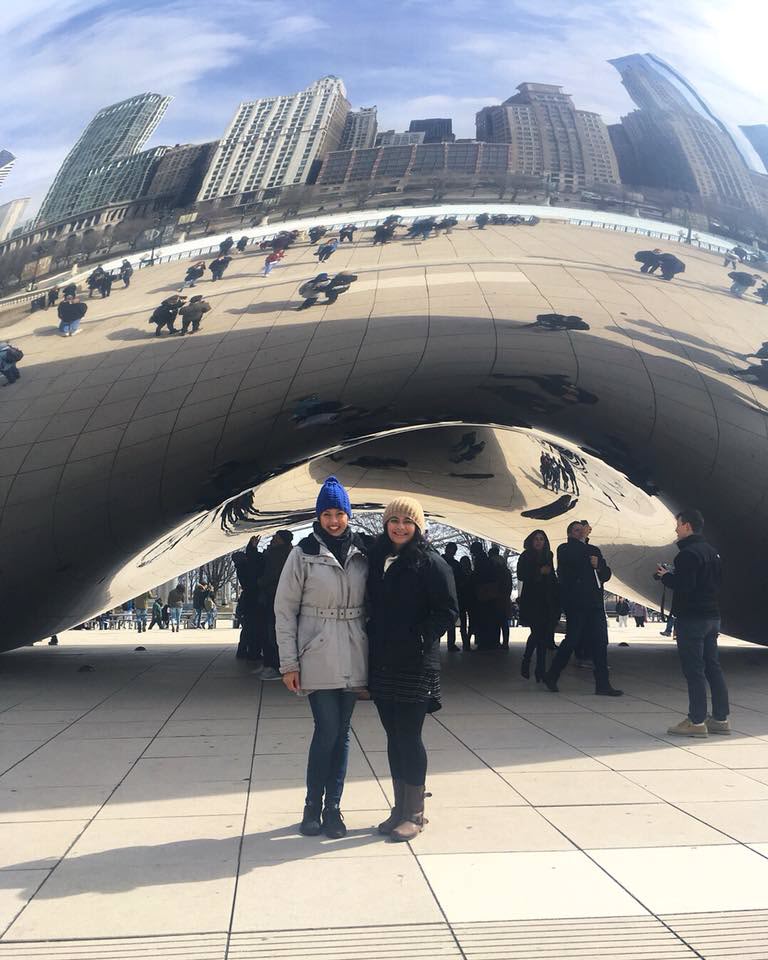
[313,521,353,567]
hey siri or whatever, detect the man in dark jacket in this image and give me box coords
[233,536,266,660]
[219,236,235,255]
[57,295,87,336]
[634,248,662,273]
[209,255,232,281]
[656,509,729,736]
[179,295,211,334]
[544,521,623,696]
[254,530,294,678]
[728,271,760,298]
[46,286,60,308]
[658,253,685,281]
[574,519,611,664]
[236,236,249,253]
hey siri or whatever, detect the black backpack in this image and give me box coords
[4,345,23,362]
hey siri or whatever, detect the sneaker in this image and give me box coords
[667,718,708,737]
[321,806,347,839]
[705,716,732,736]
[299,803,322,837]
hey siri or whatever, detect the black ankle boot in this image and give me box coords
[321,805,346,839]
[543,672,559,693]
[520,658,531,679]
[300,802,322,836]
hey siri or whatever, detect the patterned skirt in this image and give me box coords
[369,666,442,712]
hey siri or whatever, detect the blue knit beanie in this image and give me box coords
[316,476,352,518]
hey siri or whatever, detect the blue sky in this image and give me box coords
[3,0,766,215]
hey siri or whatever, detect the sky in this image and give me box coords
[2,0,767,216]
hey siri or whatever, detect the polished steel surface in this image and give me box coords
[2,216,766,646]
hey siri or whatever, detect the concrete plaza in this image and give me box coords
[1,627,767,957]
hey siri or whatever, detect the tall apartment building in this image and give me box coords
[198,77,350,204]
[36,93,171,225]
[0,150,16,189]
[609,54,751,162]
[408,119,455,143]
[0,198,29,242]
[741,125,768,171]
[146,142,218,207]
[609,55,758,207]
[476,83,619,191]
[340,107,378,150]
[375,130,425,146]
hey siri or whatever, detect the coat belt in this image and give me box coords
[300,605,364,621]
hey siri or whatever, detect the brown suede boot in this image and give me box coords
[377,779,405,835]
[390,784,428,842]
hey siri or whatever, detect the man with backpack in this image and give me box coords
[0,343,23,384]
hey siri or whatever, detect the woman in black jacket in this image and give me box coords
[517,529,560,681]
[367,497,458,842]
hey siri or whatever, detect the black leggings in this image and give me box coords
[374,699,429,786]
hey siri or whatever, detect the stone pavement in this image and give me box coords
[1,627,768,958]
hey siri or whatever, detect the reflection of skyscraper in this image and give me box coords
[0,150,15,188]
[0,198,29,241]
[340,107,378,150]
[740,125,768,170]
[198,77,350,203]
[609,55,758,206]
[36,93,171,225]
[476,83,619,191]
[408,119,455,143]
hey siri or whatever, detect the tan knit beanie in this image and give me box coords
[382,497,426,532]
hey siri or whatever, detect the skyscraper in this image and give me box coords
[340,107,378,150]
[609,54,758,207]
[36,93,172,225]
[408,119,455,143]
[0,150,15,189]
[198,77,350,203]
[476,83,619,191]
[0,197,29,242]
[740,125,768,171]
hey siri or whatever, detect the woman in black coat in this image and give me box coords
[367,497,457,842]
[517,529,560,681]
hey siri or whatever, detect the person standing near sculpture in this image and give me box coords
[543,521,623,697]
[517,530,560,682]
[275,478,369,839]
[656,509,730,737]
[367,498,458,842]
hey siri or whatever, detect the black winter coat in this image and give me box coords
[57,301,87,322]
[233,542,265,611]
[516,549,560,627]
[367,544,458,673]
[661,534,721,619]
[556,538,609,610]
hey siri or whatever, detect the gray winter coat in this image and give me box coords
[275,532,368,691]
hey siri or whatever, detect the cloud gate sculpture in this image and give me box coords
[2,212,767,649]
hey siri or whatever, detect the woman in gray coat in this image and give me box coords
[275,477,368,839]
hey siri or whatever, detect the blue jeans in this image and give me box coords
[170,606,182,629]
[193,607,203,627]
[135,609,147,632]
[675,617,729,723]
[306,690,357,807]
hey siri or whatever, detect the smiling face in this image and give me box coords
[319,508,348,537]
[386,515,417,549]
